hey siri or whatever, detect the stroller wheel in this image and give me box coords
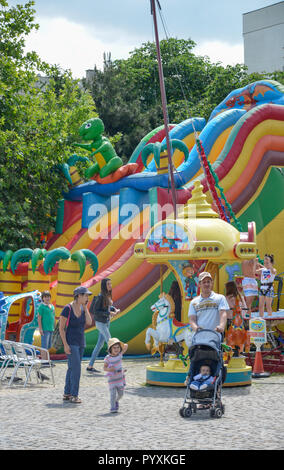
[210,407,223,418]
[184,406,192,418]
[179,407,186,417]
[215,407,223,419]
[221,403,225,414]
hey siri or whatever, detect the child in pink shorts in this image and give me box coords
[104,338,128,413]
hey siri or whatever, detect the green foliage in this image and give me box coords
[83,39,202,158]
[84,39,284,160]
[0,1,96,250]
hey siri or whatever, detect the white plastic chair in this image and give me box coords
[0,340,18,382]
[8,342,55,387]
[29,345,55,386]
[8,342,37,387]
[0,340,9,379]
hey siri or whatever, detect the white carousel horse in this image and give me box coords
[145,293,193,363]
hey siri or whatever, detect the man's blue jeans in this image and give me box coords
[89,321,111,366]
[64,345,84,397]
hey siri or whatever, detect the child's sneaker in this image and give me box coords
[200,383,208,390]
[110,408,118,413]
[189,383,198,390]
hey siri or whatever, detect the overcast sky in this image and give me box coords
[7,0,278,78]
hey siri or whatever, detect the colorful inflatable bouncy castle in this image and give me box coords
[1,80,284,355]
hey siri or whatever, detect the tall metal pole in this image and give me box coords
[150,0,177,219]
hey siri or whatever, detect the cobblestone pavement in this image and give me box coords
[1,357,283,450]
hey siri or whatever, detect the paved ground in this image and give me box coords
[0,357,283,450]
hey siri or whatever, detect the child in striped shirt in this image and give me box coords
[104,337,128,413]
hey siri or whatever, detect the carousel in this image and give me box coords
[134,181,256,387]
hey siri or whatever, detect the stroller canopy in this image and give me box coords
[190,329,221,352]
[188,330,223,378]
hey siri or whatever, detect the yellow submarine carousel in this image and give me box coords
[134,181,255,387]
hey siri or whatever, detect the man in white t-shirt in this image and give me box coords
[188,272,228,334]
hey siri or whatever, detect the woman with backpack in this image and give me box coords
[59,286,93,403]
[86,278,120,373]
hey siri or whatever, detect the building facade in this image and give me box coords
[243,1,284,74]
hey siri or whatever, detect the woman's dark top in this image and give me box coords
[61,304,86,347]
[91,294,115,323]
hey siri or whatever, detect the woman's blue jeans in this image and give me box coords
[88,321,111,366]
[64,345,84,397]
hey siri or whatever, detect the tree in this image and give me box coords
[83,39,208,159]
[85,38,284,160]
[0,1,96,250]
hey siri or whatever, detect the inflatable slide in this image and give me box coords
[1,80,284,355]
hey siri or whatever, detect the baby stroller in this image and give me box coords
[179,329,226,419]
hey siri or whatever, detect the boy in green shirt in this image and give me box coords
[38,291,55,358]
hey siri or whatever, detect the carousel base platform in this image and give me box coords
[223,357,252,387]
[146,356,252,387]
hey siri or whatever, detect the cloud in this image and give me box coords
[24,16,139,78]
[24,16,245,79]
[194,40,244,66]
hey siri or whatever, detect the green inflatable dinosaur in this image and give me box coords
[73,118,123,179]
